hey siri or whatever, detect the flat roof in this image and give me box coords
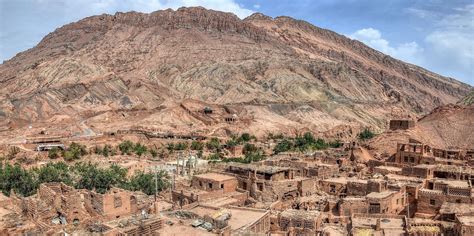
[375,166,402,171]
[188,206,268,231]
[322,177,349,184]
[440,202,474,214]
[457,215,474,226]
[194,173,236,182]
[227,163,290,174]
[413,164,437,168]
[432,178,470,188]
[281,209,321,220]
[367,191,396,199]
[352,216,404,229]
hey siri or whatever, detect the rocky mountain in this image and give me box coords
[0,7,471,141]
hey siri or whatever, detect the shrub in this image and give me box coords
[358,128,375,140]
[150,149,158,158]
[62,142,87,161]
[206,137,220,151]
[273,139,293,154]
[134,143,147,157]
[118,140,134,155]
[48,147,60,159]
[190,141,204,150]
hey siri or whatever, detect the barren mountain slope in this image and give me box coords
[0,7,471,141]
[368,104,474,155]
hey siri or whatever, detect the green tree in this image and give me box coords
[0,163,37,197]
[127,171,170,195]
[72,162,127,194]
[35,162,72,185]
[206,137,220,151]
[63,142,87,161]
[273,139,293,154]
[242,143,258,154]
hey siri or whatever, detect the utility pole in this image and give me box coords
[154,166,159,202]
[406,191,410,218]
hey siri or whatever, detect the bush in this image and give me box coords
[242,143,258,154]
[190,141,204,150]
[118,140,134,155]
[62,142,87,161]
[358,128,375,140]
[329,140,343,148]
[206,137,220,151]
[273,139,293,154]
[48,147,60,159]
[150,149,158,158]
[134,143,147,157]
[208,152,223,160]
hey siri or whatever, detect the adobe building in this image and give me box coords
[366,191,406,214]
[84,187,139,221]
[394,141,472,167]
[351,214,407,236]
[277,209,322,235]
[185,204,271,235]
[454,213,474,236]
[439,202,474,222]
[389,119,416,130]
[21,183,90,227]
[304,163,339,179]
[191,173,238,193]
[224,163,318,202]
[402,164,435,179]
[394,142,434,165]
[172,172,247,207]
[417,178,473,216]
[338,197,368,216]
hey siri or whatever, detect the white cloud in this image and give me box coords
[424,4,474,81]
[253,4,261,9]
[349,28,424,64]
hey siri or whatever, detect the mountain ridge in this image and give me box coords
[0,7,471,141]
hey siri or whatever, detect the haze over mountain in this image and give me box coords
[0,7,471,140]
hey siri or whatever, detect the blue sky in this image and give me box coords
[0,0,473,85]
